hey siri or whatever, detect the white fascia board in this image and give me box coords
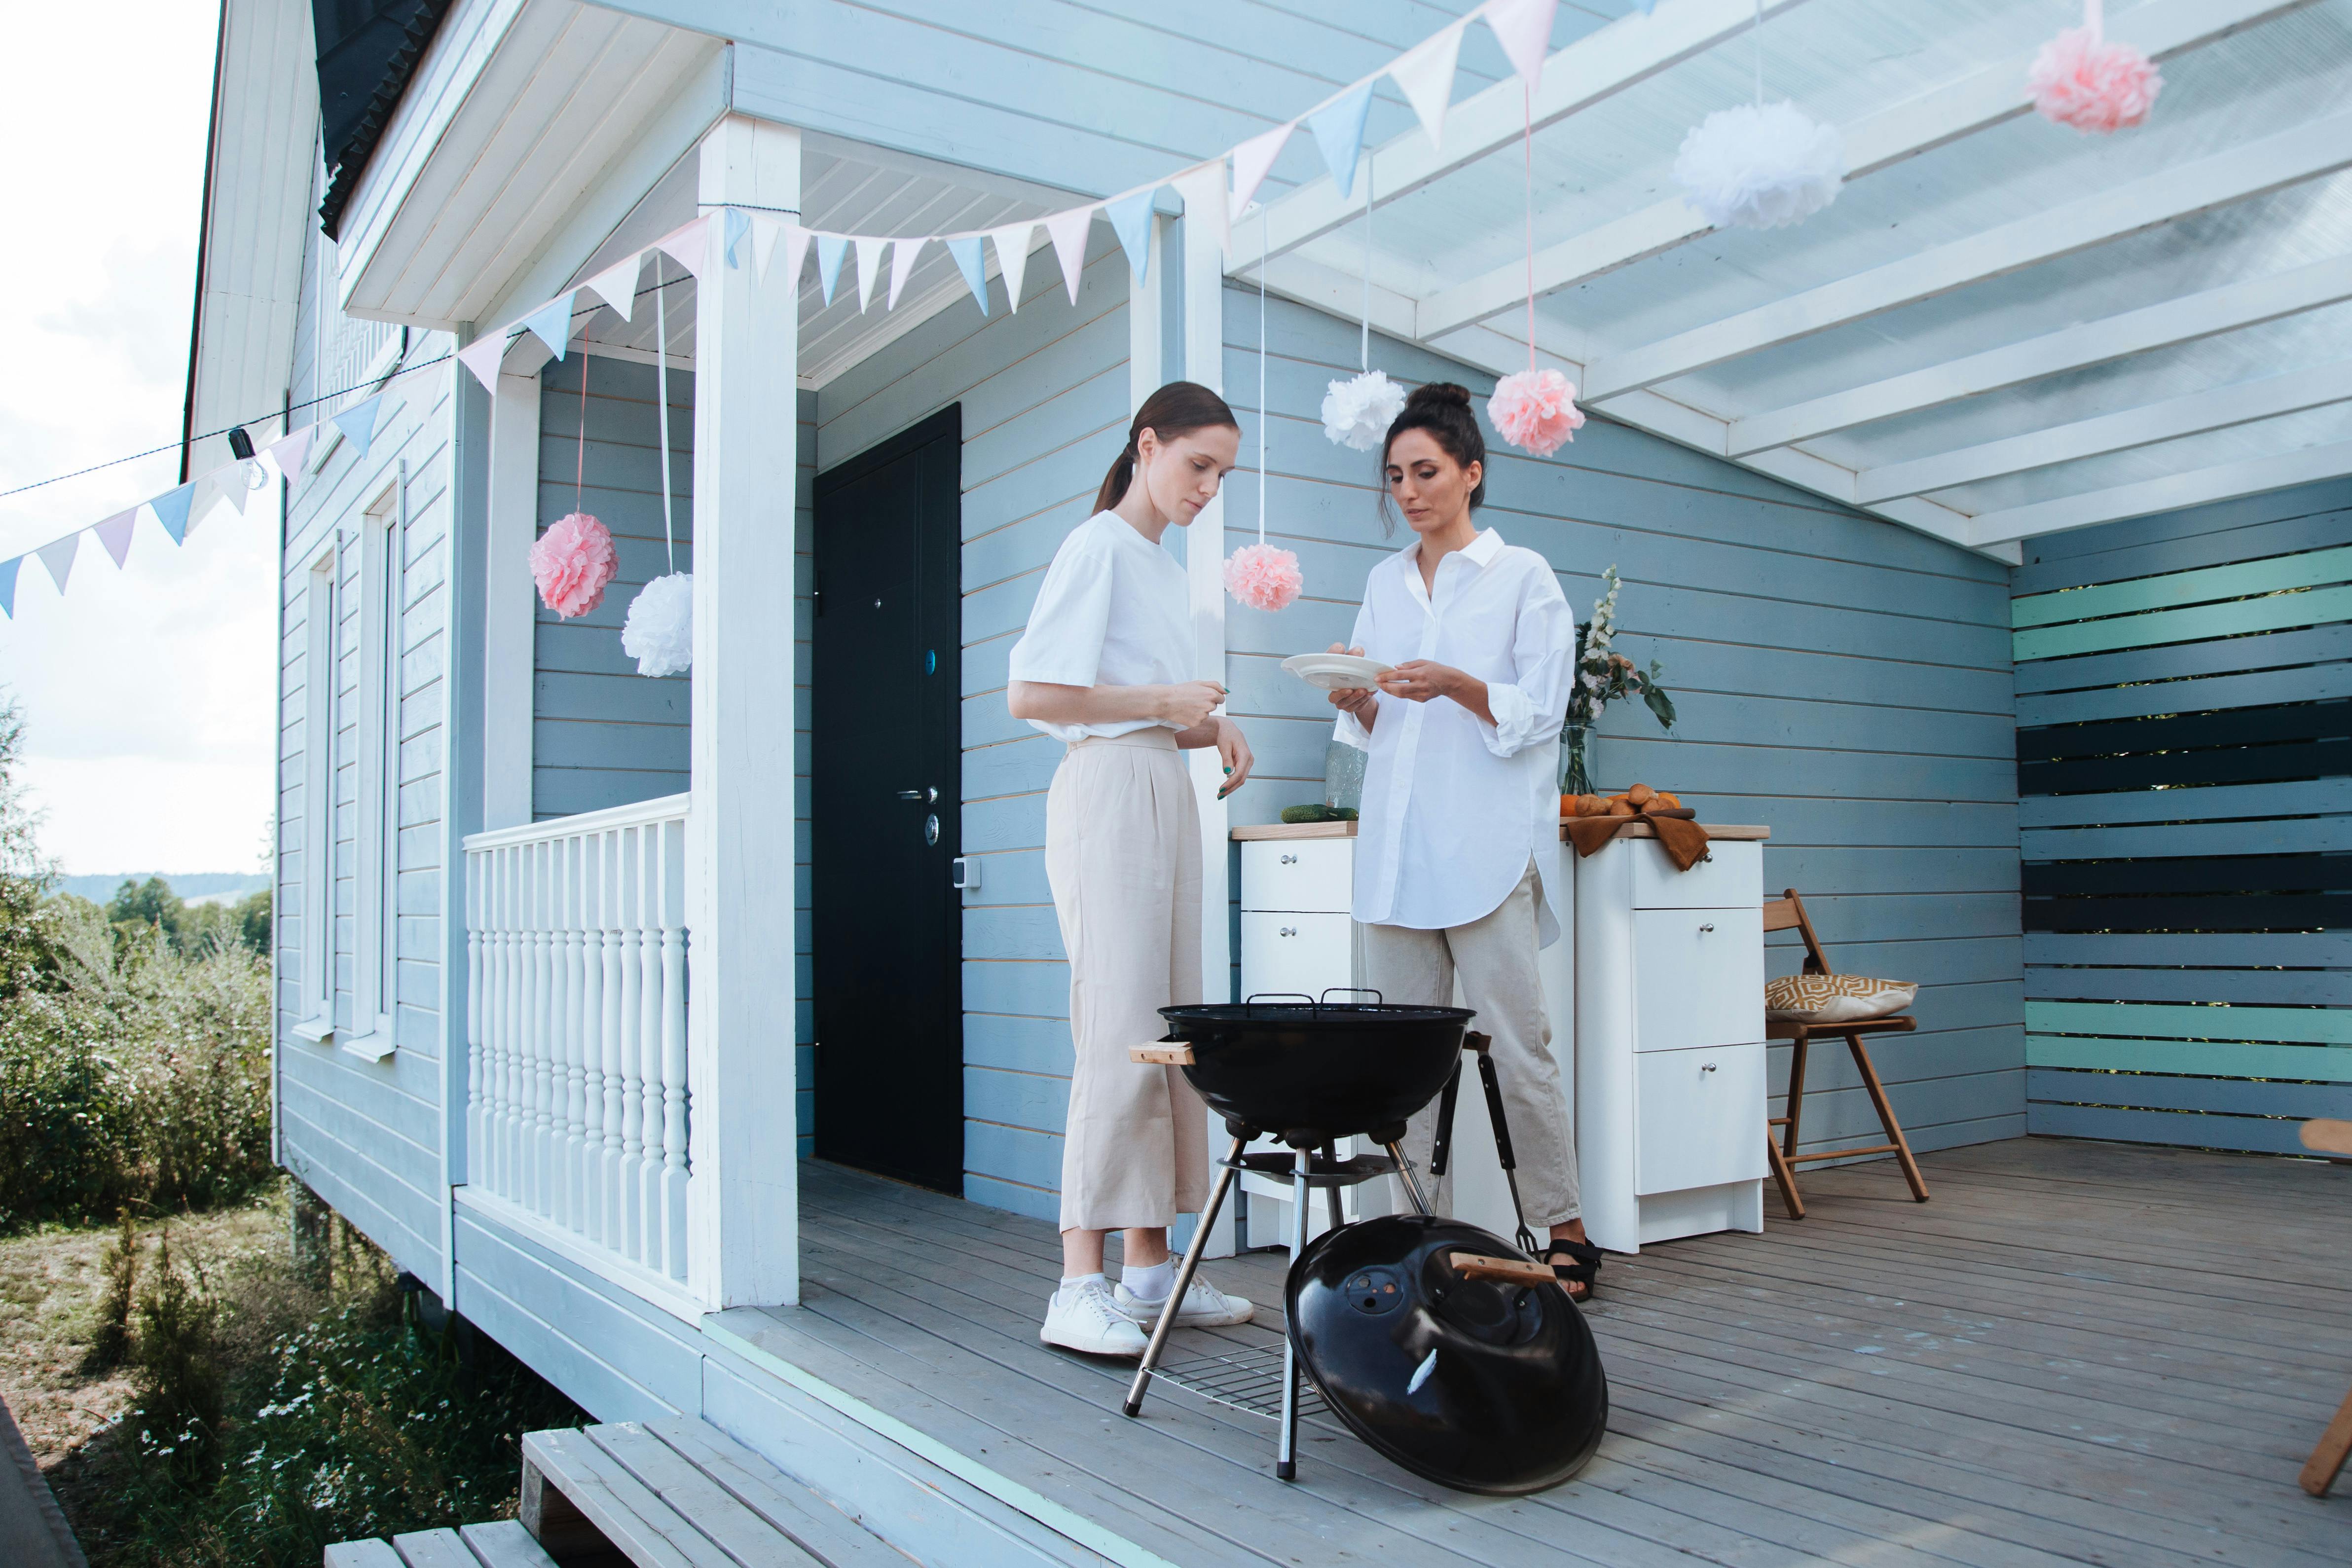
[1240,0,1816,274]
[1965,437,2352,546]
[1416,0,2315,338]
[1730,252,2352,457]
[1858,359,2352,504]
[1584,108,2352,401]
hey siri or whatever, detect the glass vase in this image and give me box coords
[1562,724,1595,798]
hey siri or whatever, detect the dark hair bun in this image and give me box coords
[1406,381,1472,410]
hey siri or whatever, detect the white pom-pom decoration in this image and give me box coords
[1321,369,1408,451]
[1674,101,1845,231]
[621,571,695,678]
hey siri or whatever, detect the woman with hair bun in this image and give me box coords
[1324,381,1602,1300]
[1007,380,1261,1355]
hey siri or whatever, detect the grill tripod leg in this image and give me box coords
[1277,1144,1310,1482]
[1123,1137,1244,1419]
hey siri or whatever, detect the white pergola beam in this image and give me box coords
[1419,0,2313,340]
[1858,359,2352,504]
[1729,253,2352,456]
[1965,437,2352,546]
[1242,0,1815,272]
[1582,108,2352,402]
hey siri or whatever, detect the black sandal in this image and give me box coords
[1541,1240,1603,1302]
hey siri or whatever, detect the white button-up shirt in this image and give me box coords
[1007,512,1193,743]
[1335,527,1574,945]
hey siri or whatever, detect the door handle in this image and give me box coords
[898,787,939,803]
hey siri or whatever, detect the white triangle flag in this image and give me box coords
[853,236,885,311]
[266,424,315,483]
[1485,0,1557,89]
[457,331,508,393]
[1229,122,1293,222]
[95,510,137,568]
[36,533,77,593]
[1392,22,1465,150]
[582,252,643,322]
[1170,161,1230,260]
[776,223,814,293]
[991,223,1035,313]
[655,216,710,282]
[1043,207,1095,306]
[886,236,925,309]
[751,216,782,282]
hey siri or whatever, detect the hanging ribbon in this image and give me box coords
[1223,205,1303,613]
[621,259,694,677]
[1486,82,1586,457]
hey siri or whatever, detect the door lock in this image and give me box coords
[924,813,940,846]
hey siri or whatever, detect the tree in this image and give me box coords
[107,876,188,946]
[0,698,55,999]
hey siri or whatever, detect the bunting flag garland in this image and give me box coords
[751,215,783,281]
[581,252,642,320]
[521,292,578,360]
[852,236,885,310]
[94,511,137,568]
[1309,80,1377,200]
[0,558,17,619]
[991,223,1034,312]
[723,208,752,269]
[36,535,78,594]
[266,424,314,482]
[887,236,925,309]
[456,331,508,393]
[816,234,848,304]
[1486,0,1559,89]
[1044,207,1095,305]
[1392,22,1466,150]
[946,235,991,315]
[655,216,708,282]
[149,483,194,545]
[777,223,814,294]
[1229,122,1293,222]
[1106,189,1156,281]
[333,395,387,459]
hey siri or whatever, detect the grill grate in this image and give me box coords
[1151,1342,1330,1423]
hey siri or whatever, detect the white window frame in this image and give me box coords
[290,542,339,1043]
[340,466,405,1063]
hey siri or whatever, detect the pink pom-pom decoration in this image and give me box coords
[2028,26,2161,134]
[531,511,619,619]
[1224,542,1303,613]
[1487,368,1585,458]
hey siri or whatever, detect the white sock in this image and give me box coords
[1057,1272,1105,1302]
[1123,1258,1176,1301]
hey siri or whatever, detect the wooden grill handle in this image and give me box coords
[1446,1251,1556,1287]
[1130,1044,1195,1066]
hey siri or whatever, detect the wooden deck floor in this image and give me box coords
[720,1139,2352,1568]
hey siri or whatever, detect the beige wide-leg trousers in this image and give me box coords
[1362,864,1581,1227]
[1046,728,1210,1234]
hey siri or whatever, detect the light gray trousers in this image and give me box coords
[1362,864,1580,1227]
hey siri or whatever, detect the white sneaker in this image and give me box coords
[1041,1277,1149,1357]
[1114,1274,1256,1329]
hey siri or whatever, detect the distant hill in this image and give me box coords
[55,872,270,906]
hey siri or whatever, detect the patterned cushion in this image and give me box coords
[1764,973,1915,1024]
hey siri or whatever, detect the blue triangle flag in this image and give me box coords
[945,236,990,315]
[1309,80,1376,200]
[149,482,195,545]
[334,394,386,459]
[521,291,578,360]
[0,556,16,620]
[816,235,848,305]
[1105,190,1156,283]
[724,208,751,269]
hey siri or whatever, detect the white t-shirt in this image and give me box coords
[1008,511,1193,742]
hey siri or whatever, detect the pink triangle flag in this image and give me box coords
[1392,22,1465,150]
[457,331,508,393]
[1171,162,1230,260]
[36,533,77,593]
[853,237,885,311]
[751,217,782,282]
[582,252,643,322]
[886,236,925,309]
[1044,207,1095,306]
[656,216,710,282]
[776,223,814,292]
[267,424,315,482]
[95,510,137,568]
[991,223,1035,313]
[1229,122,1293,222]
[1485,0,1557,89]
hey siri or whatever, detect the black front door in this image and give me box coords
[812,406,964,1192]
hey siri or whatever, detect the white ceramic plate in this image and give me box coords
[1281,652,1394,691]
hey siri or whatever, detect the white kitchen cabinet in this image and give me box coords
[1229,820,1770,1259]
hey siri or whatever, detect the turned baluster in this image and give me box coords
[617,824,647,1264]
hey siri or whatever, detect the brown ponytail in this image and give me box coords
[1094,380,1240,513]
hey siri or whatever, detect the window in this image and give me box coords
[342,467,404,1062]
[290,546,337,1042]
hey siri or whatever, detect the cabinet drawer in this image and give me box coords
[1632,837,1761,910]
[1636,1042,1766,1196]
[1241,839,1353,913]
[1633,907,1764,1051]
[1239,911,1355,1003]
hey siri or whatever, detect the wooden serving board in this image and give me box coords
[1231,820,1770,842]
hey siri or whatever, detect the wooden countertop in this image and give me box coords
[1231,819,1770,842]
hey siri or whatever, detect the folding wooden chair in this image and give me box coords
[2296,1117,2352,1497]
[1762,889,1930,1220]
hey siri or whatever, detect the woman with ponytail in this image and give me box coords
[1323,382,1602,1301]
[1007,381,1259,1356]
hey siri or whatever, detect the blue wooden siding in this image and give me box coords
[815,234,1131,1222]
[2011,478,2352,1154]
[1222,292,2025,1164]
[275,351,457,1283]
[532,352,696,820]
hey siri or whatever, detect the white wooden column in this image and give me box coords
[483,365,540,830]
[686,113,802,1310]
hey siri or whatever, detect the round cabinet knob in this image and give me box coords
[1280,926,1296,937]
[1701,1061,1718,1074]
[1280,853,1297,865]
[1697,922,1715,933]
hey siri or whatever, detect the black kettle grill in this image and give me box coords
[1119,990,1609,1495]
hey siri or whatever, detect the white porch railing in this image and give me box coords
[464,795,692,1285]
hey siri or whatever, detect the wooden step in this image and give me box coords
[324,1520,558,1567]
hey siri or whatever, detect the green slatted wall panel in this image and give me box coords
[2013,478,2352,1154]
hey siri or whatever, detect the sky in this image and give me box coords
[0,2,274,878]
